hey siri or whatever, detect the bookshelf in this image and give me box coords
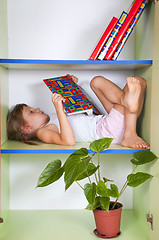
[0,58,152,155]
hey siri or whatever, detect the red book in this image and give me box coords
[104,0,144,60]
[89,17,118,60]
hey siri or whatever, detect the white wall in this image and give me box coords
[7,0,134,60]
[10,153,133,210]
[8,69,133,114]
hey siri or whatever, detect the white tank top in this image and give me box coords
[49,113,102,142]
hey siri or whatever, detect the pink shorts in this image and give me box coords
[96,108,125,144]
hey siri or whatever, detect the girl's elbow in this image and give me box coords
[64,137,76,146]
[67,139,76,146]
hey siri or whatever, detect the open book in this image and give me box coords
[43,75,101,115]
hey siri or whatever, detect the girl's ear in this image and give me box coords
[21,125,31,133]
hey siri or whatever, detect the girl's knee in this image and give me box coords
[90,76,108,89]
[90,76,100,89]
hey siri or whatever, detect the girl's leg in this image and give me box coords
[90,75,142,114]
[121,110,149,149]
[121,76,149,149]
[123,76,147,117]
[90,76,125,114]
[91,75,150,149]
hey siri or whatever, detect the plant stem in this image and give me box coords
[119,165,138,197]
[119,181,128,196]
[76,181,84,190]
[94,172,98,184]
[97,152,101,181]
[86,170,92,184]
[92,152,96,157]
[112,199,118,210]
[131,165,138,174]
[90,158,98,183]
[112,165,138,209]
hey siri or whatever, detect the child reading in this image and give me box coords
[7,75,150,149]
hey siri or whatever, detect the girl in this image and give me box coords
[7,75,150,149]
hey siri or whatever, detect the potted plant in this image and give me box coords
[37,138,157,238]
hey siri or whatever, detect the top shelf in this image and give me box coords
[0,59,153,70]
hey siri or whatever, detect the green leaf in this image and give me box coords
[73,148,88,157]
[131,150,157,165]
[89,138,114,153]
[63,148,89,169]
[76,163,99,181]
[108,184,120,198]
[127,172,153,187]
[96,180,109,197]
[84,183,96,205]
[100,197,110,211]
[37,160,64,187]
[64,156,91,191]
[85,196,101,210]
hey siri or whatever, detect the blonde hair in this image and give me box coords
[7,104,37,143]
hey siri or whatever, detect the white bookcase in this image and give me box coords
[0,1,159,240]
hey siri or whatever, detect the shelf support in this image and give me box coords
[146,213,153,230]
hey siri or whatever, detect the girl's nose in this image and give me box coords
[35,108,40,112]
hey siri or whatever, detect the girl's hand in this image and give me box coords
[51,93,66,111]
[67,74,78,84]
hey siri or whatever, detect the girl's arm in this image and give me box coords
[37,93,75,146]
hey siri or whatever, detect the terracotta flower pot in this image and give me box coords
[93,202,123,238]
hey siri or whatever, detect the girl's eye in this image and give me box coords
[30,110,33,113]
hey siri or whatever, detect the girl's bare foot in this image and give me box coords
[123,77,142,113]
[121,134,150,149]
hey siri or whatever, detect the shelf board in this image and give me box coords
[0,58,152,70]
[1,140,148,154]
[1,209,149,240]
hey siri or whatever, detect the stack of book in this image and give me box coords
[89,0,149,61]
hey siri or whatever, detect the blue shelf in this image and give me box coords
[0,58,153,65]
[1,141,149,154]
[0,149,146,154]
[0,58,153,70]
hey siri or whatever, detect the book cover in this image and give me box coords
[112,0,149,60]
[98,11,128,60]
[43,75,101,116]
[104,0,145,60]
[89,17,118,60]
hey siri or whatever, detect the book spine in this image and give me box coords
[89,17,118,60]
[112,0,149,60]
[98,11,128,60]
[104,0,145,60]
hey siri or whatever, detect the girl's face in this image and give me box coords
[22,106,50,132]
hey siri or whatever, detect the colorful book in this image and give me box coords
[104,0,145,60]
[98,11,128,60]
[43,75,101,116]
[112,0,149,60]
[89,17,118,60]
